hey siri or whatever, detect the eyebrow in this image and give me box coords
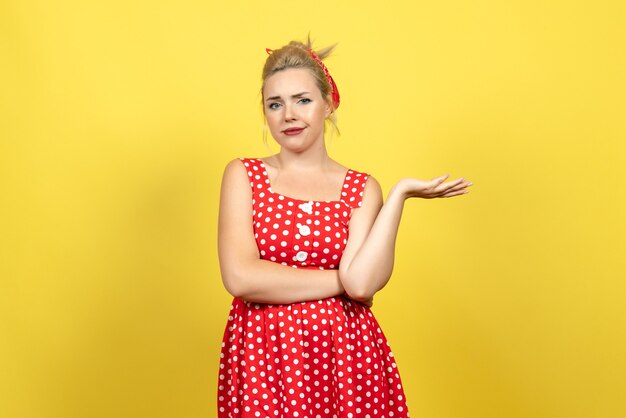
[265,92,311,101]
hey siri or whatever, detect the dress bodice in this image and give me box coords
[240,157,369,270]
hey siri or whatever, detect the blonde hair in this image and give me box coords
[260,34,340,146]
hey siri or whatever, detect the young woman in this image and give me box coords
[216,36,471,417]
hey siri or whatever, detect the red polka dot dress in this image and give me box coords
[217,158,410,418]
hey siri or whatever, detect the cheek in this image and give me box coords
[265,114,280,128]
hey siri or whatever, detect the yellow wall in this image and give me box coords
[2,1,624,417]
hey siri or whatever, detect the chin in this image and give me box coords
[276,137,312,149]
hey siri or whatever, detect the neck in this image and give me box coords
[276,142,331,171]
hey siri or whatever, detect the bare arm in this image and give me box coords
[339,174,472,302]
[218,159,345,304]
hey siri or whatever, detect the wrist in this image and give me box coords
[389,181,409,201]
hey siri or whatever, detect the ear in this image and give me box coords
[324,96,333,118]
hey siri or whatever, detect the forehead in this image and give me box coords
[263,68,320,97]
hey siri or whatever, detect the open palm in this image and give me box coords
[398,174,472,199]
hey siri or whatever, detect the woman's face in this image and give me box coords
[263,68,331,153]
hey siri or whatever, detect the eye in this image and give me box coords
[298,98,312,104]
[268,102,281,110]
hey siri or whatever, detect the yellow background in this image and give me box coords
[2,1,624,417]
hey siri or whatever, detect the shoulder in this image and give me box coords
[363,173,381,192]
[223,157,263,177]
[347,168,379,192]
[224,157,243,170]
[221,158,245,181]
[344,173,382,230]
[339,165,382,209]
[221,158,254,191]
[361,174,383,207]
[224,157,256,171]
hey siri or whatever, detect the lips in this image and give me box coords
[282,127,305,136]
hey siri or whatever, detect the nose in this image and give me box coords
[284,104,296,121]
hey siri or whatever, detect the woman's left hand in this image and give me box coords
[394,175,472,199]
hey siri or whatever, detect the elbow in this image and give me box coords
[345,285,377,305]
[220,268,247,299]
[340,269,391,302]
[345,287,371,303]
[222,275,241,298]
[340,271,375,302]
[219,257,261,299]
